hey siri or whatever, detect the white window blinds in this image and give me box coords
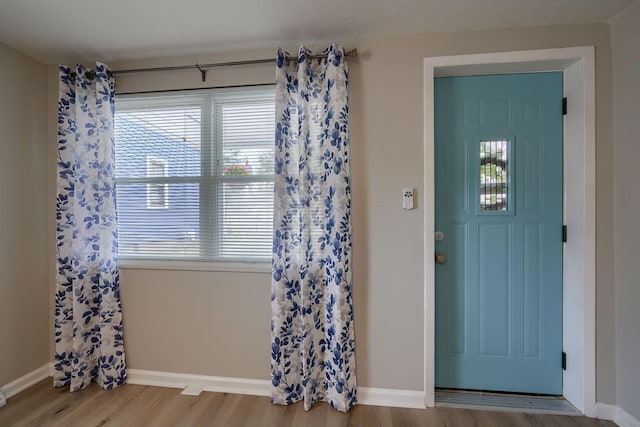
[114,87,275,262]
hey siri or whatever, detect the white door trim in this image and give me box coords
[423,47,596,416]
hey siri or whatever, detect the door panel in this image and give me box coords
[435,73,563,394]
[478,223,512,358]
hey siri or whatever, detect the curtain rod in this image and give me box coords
[112,49,358,82]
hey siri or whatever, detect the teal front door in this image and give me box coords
[435,73,563,395]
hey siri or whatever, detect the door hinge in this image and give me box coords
[562,97,567,115]
[562,225,567,243]
[562,352,567,370]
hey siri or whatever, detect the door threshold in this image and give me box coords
[435,389,581,416]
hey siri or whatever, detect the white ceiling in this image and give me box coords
[0,0,635,65]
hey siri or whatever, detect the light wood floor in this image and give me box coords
[0,379,617,427]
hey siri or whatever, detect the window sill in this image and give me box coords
[119,259,271,274]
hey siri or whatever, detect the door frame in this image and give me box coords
[423,47,596,416]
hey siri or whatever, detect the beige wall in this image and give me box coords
[611,2,640,420]
[0,42,49,386]
[47,23,617,402]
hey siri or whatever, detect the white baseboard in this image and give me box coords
[127,369,425,409]
[127,369,270,397]
[596,402,640,427]
[596,402,617,420]
[358,387,425,409]
[0,364,51,400]
[616,406,640,427]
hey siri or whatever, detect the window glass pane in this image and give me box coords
[117,183,200,258]
[115,107,201,178]
[114,87,275,262]
[219,181,274,259]
[220,102,275,176]
[480,140,509,211]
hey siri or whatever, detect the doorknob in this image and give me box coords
[435,252,446,264]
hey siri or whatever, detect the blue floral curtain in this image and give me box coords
[271,45,356,412]
[55,63,126,391]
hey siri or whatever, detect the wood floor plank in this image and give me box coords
[348,404,393,427]
[140,391,211,426]
[213,393,253,427]
[0,380,58,425]
[20,384,102,427]
[107,386,177,427]
[0,379,620,427]
[164,390,227,427]
[472,409,535,427]
[390,405,435,426]
[54,383,148,427]
[257,399,300,427]
[234,394,275,427]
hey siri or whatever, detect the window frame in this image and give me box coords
[114,86,276,268]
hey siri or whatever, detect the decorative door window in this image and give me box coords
[479,139,512,213]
